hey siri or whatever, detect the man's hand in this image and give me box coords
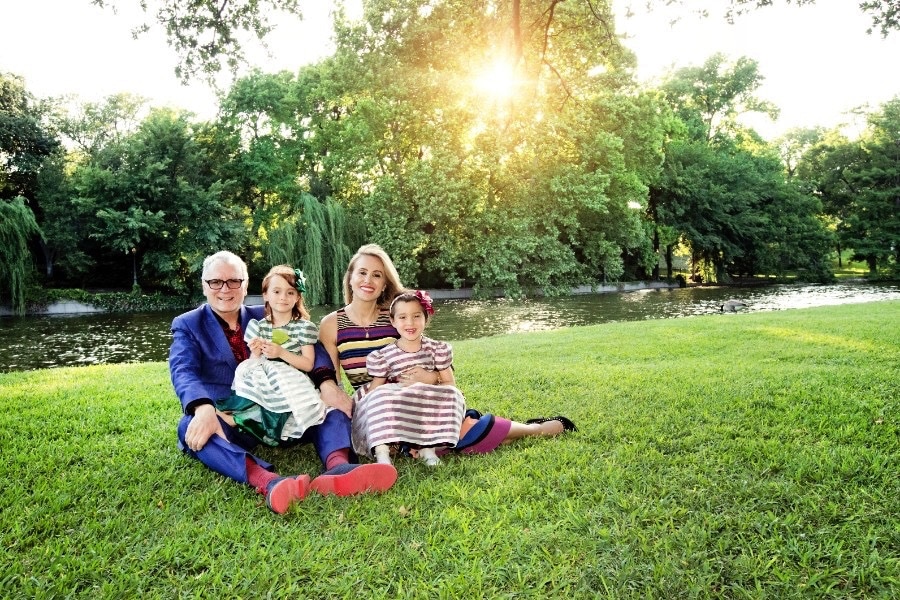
[319,380,353,417]
[184,403,226,451]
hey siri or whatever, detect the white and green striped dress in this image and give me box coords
[230,318,327,443]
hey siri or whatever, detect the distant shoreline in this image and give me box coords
[1,281,680,317]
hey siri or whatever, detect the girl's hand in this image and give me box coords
[399,366,439,386]
[247,337,264,358]
[261,341,283,360]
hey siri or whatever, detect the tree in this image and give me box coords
[55,93,147,157]
[91,0,303,82]
[660,53,778,143]
[72,108,246,291]
[26,95,149,284]
[33,152,95,281]
[653,55,831,281]
[799,99,900,275]
[795,129,858,266]
[638,1,899,37]
[0,72,59,201]
[266,193,365,305]
[303,0,663,294]
[0,197,42,314]
[846,97,900,274]
[774,126,825,180]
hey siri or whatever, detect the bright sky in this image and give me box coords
[1,0,898,139]
[616,0,900,138]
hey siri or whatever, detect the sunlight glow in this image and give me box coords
[473,60,518,102]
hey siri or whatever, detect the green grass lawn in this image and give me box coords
[2,301,898,599]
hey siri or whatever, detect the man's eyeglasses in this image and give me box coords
[204,279,244,290]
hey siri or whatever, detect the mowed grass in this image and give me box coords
[1,301,898,599]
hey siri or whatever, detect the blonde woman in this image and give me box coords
[319,244,576,464]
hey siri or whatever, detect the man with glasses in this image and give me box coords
[170,250,397,514]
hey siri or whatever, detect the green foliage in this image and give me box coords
[842,97,900,274]
[266,193,364,305]
[0,72,59,201]
[54,93,147,157]
[2,302,899,597]
[653,56,833,282]
[0,197,42,315]
[798,97,900,276]
[651,0,897,37]
[660,53,778,142]
[8,4,897,299]
[70,108,246,293]
[319,0,661,294]
[33,152,95,281]
[24,288,194,313]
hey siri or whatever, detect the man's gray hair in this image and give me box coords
[201,251,249,281]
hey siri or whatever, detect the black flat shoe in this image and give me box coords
[525,415,577,432]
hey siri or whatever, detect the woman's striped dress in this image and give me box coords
[335,308,398,391]
[351,336,465,457]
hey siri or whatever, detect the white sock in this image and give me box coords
[374,445,392,465]
[418,447,440,466]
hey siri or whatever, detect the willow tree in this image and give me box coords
[0,197,42,315]
[266,193,364,306]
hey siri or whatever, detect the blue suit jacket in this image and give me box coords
[169,304,334,414]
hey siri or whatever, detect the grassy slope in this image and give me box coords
[1,301,898,599]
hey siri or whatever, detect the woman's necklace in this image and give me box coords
[349,305,378,339]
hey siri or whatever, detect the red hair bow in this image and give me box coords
[414,290,434,315]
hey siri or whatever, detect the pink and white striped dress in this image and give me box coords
[351,336,466,457]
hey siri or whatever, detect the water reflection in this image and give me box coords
[1,282,897,372]
[429,282,900,339]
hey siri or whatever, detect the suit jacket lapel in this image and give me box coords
[201,304,240,370]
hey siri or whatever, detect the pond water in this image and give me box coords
[1,282,898,372]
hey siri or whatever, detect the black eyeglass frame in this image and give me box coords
[204,278,245,290]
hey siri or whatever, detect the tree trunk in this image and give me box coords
[665,244,674,280]
[652,227,660,280]
[39,239,54,279]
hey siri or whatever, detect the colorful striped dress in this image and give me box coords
[351,336,465,457]
[223,318,327,445]
[335,309,398,391]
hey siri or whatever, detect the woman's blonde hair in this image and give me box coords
[342,244,404,308]
[261,265,309,321]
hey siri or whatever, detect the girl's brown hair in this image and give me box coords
[261,265,310,321]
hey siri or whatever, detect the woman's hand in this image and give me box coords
[319,380,353,417]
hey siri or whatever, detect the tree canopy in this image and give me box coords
[3,1,896,309]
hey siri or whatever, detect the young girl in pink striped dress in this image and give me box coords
[353,290,465,466]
